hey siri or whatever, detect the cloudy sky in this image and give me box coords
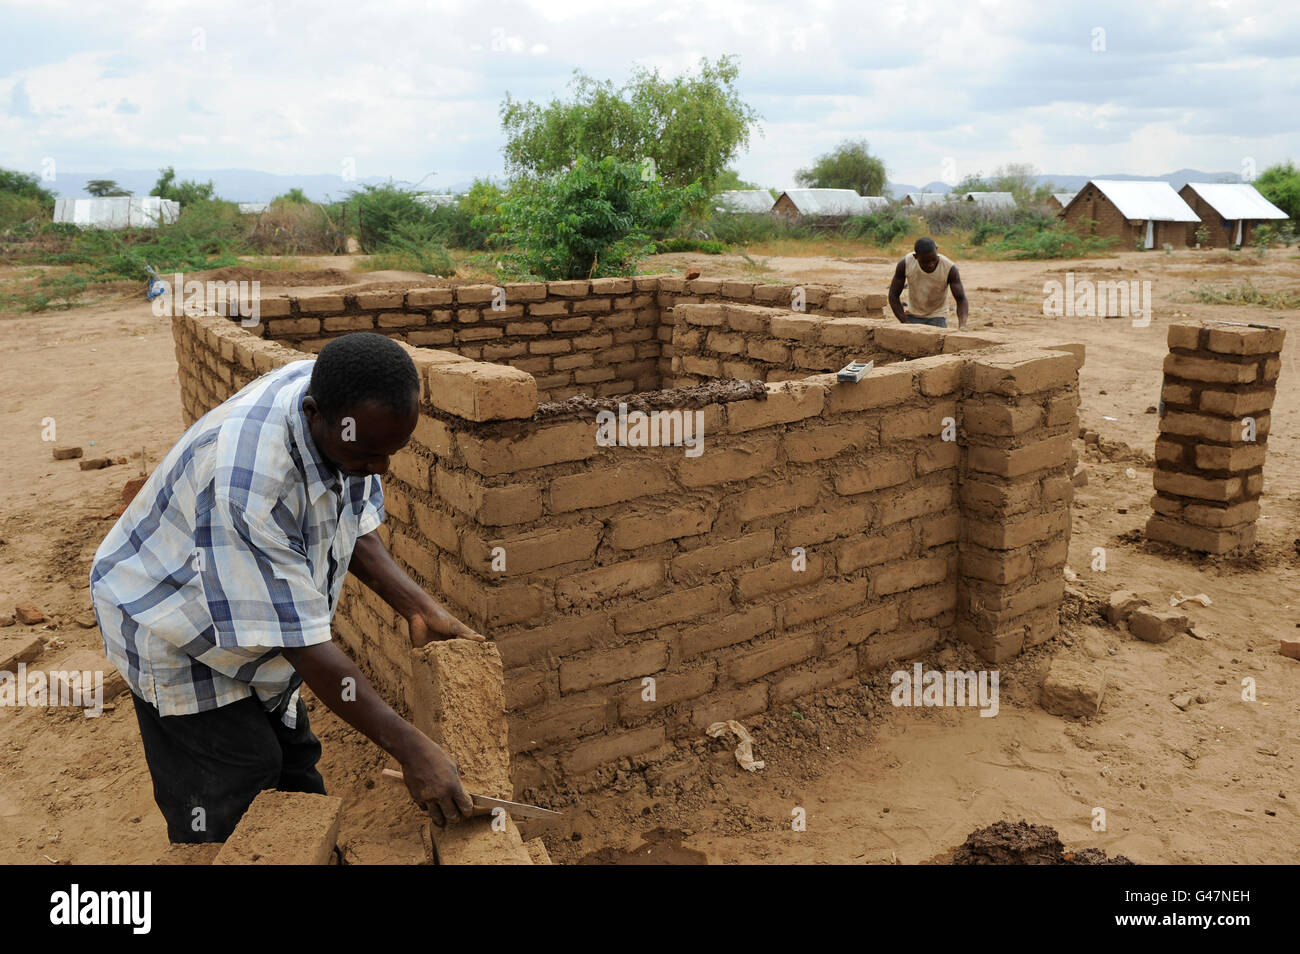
[2,0,1297,192]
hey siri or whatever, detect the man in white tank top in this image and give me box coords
[888,237,969,330]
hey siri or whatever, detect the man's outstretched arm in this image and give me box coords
[888,259,907,322]
[348,529,482,647]
[949,265,970,330]
[281,640,472,826]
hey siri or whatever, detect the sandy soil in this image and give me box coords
[1,248,1297,865]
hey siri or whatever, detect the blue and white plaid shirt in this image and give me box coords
[91,360,384,727]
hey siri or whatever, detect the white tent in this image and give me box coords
[413,193,457,210]
[1085,180,1199,222]
[1182,183,1287,222]
[238,202,270,214]
[904,192,954,207]
[53,196,180,229]
[713,190,775,214]
[963,191,1016,209]
[777,188,882,216]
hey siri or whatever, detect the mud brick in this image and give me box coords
[1181,499,1259,528]
[963,401,1044,436]
[1161,383,1196,406]
[1159,412,1252,444]
[874,324,946,357]
[0,633,44,672]
[556,558,665,608]
[687,278,722,295]
[611,505,715,549]
[353,291,403,310]
[501,282,547,302]
[571,298,612,315]
[678,304,726,327]
[823,603,900,654]
[214,791,343,865]
[465,525,600,575]
[769,315,821,340]
[548,462,674,513]
[873,556,950,596]
[863,624,944,668]
[968,435,1073,478]
[1127,607,1189,644]
[1045,392,1080,427]
[691,684,769,729]
[52,446,83,460]
[1039,657,1107,718]
[785,420,877,462]
[967,350,1077,396]
[387,449,430,491]
[563,725,666,775]
[916,442,960,475]
[408,329,455,346]
[1152,470,1241,502]
[615,584,725,635]
[745,339,789,364]
[671,529,774,578]
[378,311,426,328]
[727,634,818,683]
[728,384,826,436]
[574,367,617,385]
[545,280,588,297]
[1154,439,1183,465]
[818,317,874,348]
[495,614,610,669]
[752,284,790,303]
[528,301,570,317]
[966,509,1068,550]
[909,355,963,396]
[960,546,1033,585]
[252,296,292,318]
[501,664,546,709]
[824,365,915,412]
[942,332,1002,352]
[837,527,913,572]
[718,281,755,299]
[560,641,667,693]
[1145,515,1255,554]
[1193,443,1266,472]
[736,554,826,600]
[833,456,912,496]
[781,578,868,627]
[620,669,717,719]
[294,295,344,316]
[1163,353,1256,385]
[407,288,454,307]
[881,403,958,442]
[679,438,778,487]
[1205,326,1285,355]
[408,640,512,797]
[266,317,321,337]
[323,314,376,331]
[734,476,822,522]
[878,483,952,526]
[904,582,957,622]
[457,420,597,476]
[458,326,503,342]
[679,606,775,657]
[1167,324,1203,350]
[1199,389,1275,417]
[510,695,608,751]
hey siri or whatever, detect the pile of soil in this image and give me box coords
[950,820,1135,865]
[537,379,769,421]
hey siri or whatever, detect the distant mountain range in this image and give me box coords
[42,169,480,203]
[885,169,1245,198]
[42,166,1248,203]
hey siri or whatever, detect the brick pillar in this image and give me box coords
[957,349,1080,661]
[1146,322,1284,553]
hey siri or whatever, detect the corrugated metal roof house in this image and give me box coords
[1178,183,1288,248]
[53,196,180,229]
[901,192,953,208]
[713,190,776,214]
[1059,180,1199,249]
[772,189,885,218]
[1047,192,1077,210]
[962,191,1016,209]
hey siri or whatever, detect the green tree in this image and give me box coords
[499,56,758,194]
[1254,161,1300,221]
[0,168,56,204]
[272,187,311,205]
[952,163,1043,202]
[150,166,217,205]
[794,139,887,196]
[86,179,130,197]
[713,168,759,192]
[483,156,703,279]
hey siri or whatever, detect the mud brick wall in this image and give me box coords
[667,302,1006,384]
[224,276,886,403]
[1146,322,1284,554]
[171,303,1081,789]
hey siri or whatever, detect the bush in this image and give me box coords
[988,223,1117,259]
[246,200,347,255]
[349,184,440,253]
[484,156,703,280]
[842,210,910,246]
[655,237,725,254]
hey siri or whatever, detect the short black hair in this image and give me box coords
[309,332,420,423]
[914,237,937,255]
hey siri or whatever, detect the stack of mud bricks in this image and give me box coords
[1146,322,1285,553]
[171,297,1081,785]
[213,276,885,403]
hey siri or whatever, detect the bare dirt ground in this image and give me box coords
[1,247,1297,864]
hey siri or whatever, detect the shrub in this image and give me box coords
[484,156,703,279]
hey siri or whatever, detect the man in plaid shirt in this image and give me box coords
[91,332,478,843]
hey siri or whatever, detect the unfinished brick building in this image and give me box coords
[170,276,1082,791]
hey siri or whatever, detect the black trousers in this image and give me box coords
[130,692,327,843]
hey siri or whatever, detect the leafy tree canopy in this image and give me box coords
[793,139,887,197]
